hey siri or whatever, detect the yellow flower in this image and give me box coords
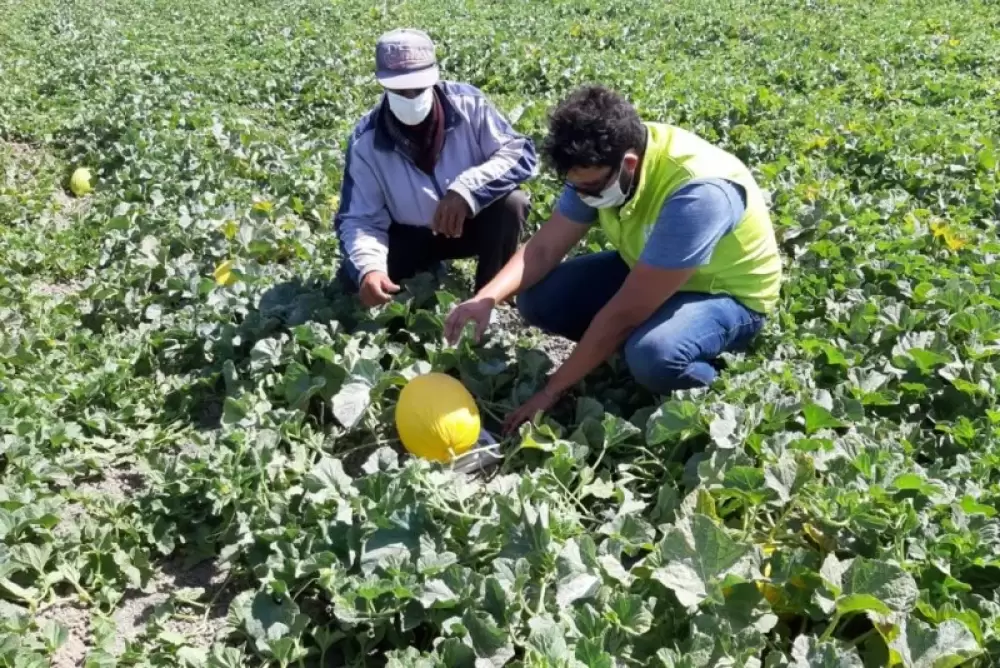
[221,220,239,241]
[930,220,967,251]
[213,260,238,286]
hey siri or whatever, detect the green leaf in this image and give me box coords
[708,403,741,449]
[39,619,68,651]
[647,400,703,444]
[461,609,515,666]
[764,453,811,503]
[836,593,891,617]
[267,637,307,664]
[84,649,118,668]
[221,396,250,426]
[525,616,569,662]
[803,403,845,434]
[651,514,758,607]
[437,638,476,666]
[840,558,918,614]
[330,380,372,429]
[12,544,51,574]
[556,573,601,608]
[418,579,458,609]
[791,635,864,667]
[608,593,653,635]
[281,362,325,410]
[575,638,614,668]
[232,592,307,649]
[250,338,283,372]
[207,646,245,668]
[177,646,209,666]
[361,522,420,575]
[890,618,982,668]
[303,456,354,497]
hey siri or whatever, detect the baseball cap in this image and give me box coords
[375,28,440,90]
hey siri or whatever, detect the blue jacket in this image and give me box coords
[334,81,538,283]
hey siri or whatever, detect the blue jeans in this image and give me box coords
[516,251,765,394]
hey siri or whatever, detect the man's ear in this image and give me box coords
[622,151,640,173]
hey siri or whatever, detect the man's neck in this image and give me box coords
[624,128,649,203]
[624,152,645,203]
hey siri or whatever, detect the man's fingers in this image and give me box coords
[446,309,470,345]
[443,310,458,343]
[473,313,489,342]
[364,281,394,305]
[431,206,443,235]
[438,209,453,237]
[444,205,462,237]
[502,409,524,436]
[501,415,512,435]
[502,407,522,434]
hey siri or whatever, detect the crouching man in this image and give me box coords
[444,85,783,432]
[334,28,537,308]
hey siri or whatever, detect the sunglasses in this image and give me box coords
[565,164,620,198]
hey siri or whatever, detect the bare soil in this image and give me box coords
[111,556,235,656]
[47,462,235,663]
[492,302,573,366]
[38,602,91,668]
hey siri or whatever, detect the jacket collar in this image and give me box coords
[373,82,461,152]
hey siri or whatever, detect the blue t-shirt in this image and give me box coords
[556,177,747,269]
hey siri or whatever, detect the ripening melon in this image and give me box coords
[69,167,93,197]
[395,373,480,463]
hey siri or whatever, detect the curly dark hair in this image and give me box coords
[542,85,646,178]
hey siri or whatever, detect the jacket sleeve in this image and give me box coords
[448,96,538,216]
[334,135,392,282]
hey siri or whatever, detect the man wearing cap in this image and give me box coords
[335,29,538,308]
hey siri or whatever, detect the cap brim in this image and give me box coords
[377,65,440,90]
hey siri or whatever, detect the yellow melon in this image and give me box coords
[395,373,480,463]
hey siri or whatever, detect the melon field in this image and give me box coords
[2,0,1000,665]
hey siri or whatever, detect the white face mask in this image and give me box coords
[578,159,632,209]
[386,88,434,126]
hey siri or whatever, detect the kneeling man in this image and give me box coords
[335,28,537,308]
[445,85,782,432]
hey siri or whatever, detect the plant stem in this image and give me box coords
[201,571,233,622]
[292,577,316,602]
[820,611,842,642]
[427,498,493,522]
[849,627,877,648]
[548,473,599,523]
[535,579,547,615]
[767,499,799,542]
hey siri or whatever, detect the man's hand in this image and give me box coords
[359,271,400,308]
[433,191,471,238]
[444,296,495,344]
[502,386,561,435]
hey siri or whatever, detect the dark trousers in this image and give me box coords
[340,189,529,293]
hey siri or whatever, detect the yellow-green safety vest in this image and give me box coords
[597,122,783,314]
